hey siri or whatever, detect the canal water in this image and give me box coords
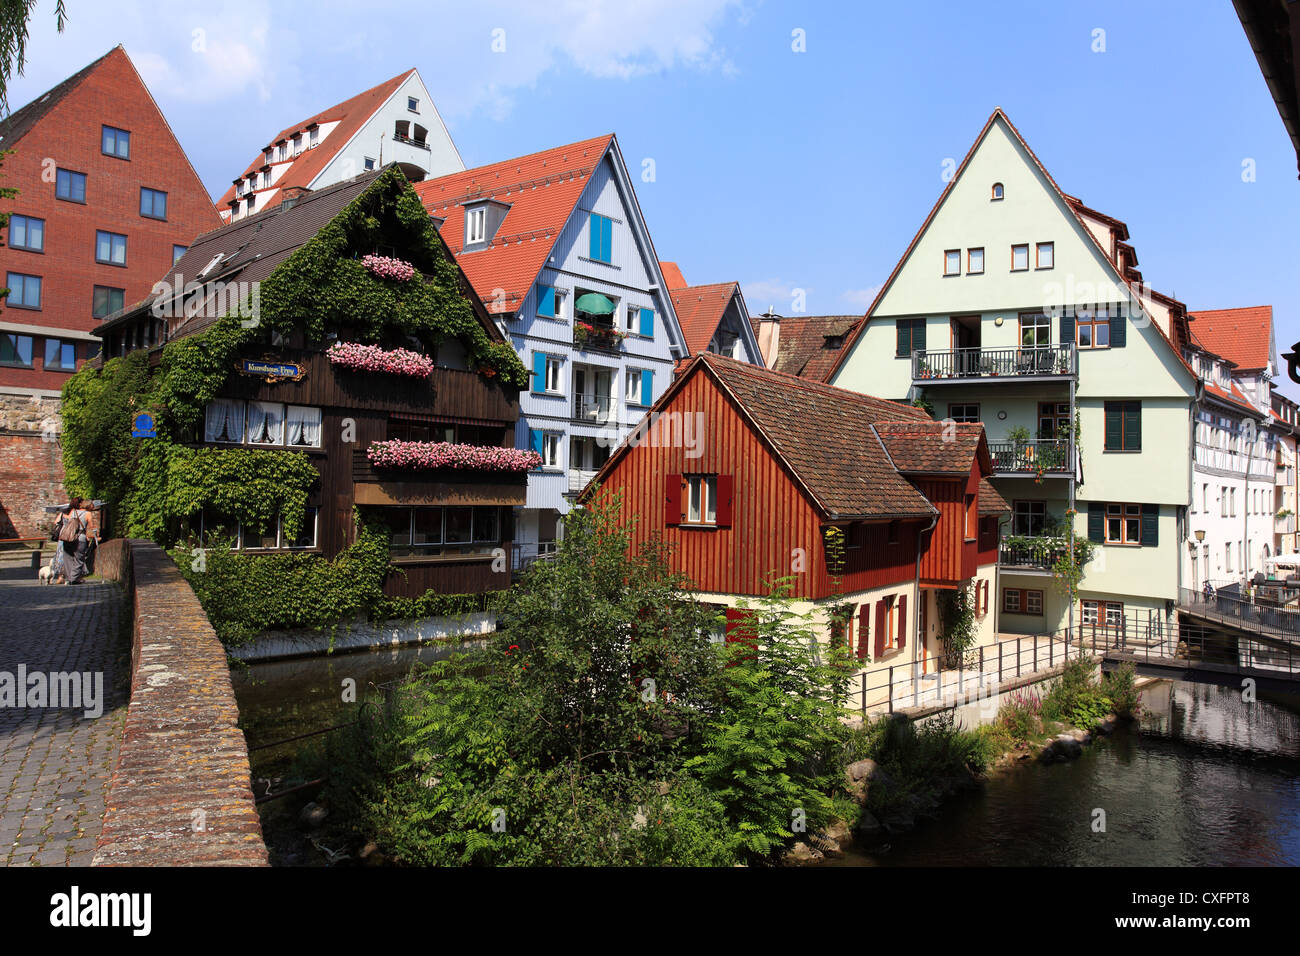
[833,681,1300,866]
[234,652,1300,867]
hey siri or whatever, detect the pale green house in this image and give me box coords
[829,109,1198,639]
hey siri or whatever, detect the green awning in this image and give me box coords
[575,292,616,315]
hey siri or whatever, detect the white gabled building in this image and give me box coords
[217,69,462,222]
[414,135,689,567]
[1183,306,1280,589]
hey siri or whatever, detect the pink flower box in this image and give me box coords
[367,440,542,473]
[326,342,434,379]
[361,254,417,282]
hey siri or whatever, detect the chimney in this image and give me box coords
[756,309,781,367]
[279,185,311,211]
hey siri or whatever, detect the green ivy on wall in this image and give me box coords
[58,167,526,645]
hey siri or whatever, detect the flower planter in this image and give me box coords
[327,342,434,379]
[361,254,416,282]
[366,439,541,473]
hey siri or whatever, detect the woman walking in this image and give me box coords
[61,497,96,585]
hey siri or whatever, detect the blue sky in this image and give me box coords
[11,0,1300,400]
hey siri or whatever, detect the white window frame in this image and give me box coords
[944,249,960,276]
[467,206,486,244]
[542,432,562,470]
[967,247,984,275]
[686,474,717,526]
[1004,588,1022,613]
[1025,590,1043,615]
[544,356,563,394]
[408,96,420,112]
[626,368,645,405]
[1035,241,1054,269]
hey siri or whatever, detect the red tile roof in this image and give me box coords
[659,260,687,291]
[1202,381,1260,417]
[413,135,614,314]
[873,421,991,476]
[762,314,861,380]
[670,281,742,356]
[216,70,417,215]
[978,478,1011,515]
[1188,306,1274,371]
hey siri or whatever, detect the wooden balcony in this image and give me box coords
[912,344,1076,383]
[351,449,527,506]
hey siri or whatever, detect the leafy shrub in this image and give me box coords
[1101,661,1142,719]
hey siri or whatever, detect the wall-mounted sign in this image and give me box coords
[131,412,156,438]
[1284,342,1300,385]
[239,359,306,384]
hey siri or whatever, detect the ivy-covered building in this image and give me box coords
[70,167,531,640]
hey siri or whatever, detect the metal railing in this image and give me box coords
[573,392,615,423]
[1276,513,1296,535]
[511,542,558,573]
[998,535,1072,570]
[568,469,598,493]
[1179,584,1300,637]
[912,343,1075,381]
[843,611,1300,717]
[988,439,1071,474]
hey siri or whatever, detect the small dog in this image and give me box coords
[38,561,55,584]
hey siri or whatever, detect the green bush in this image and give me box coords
[1101,662,1142,719]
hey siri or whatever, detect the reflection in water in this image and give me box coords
[233,641,471,779]
[831,682,1300,867]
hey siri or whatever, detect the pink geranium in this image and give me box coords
[367,440,542,473]
[326,342,434,378]
[361,254,417,282]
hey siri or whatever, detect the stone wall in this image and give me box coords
[93,539,267,866]
[0,395,65,539]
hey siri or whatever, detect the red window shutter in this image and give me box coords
[845,605,855,655]
[981,580,989,614]
[715,474,734,527]
[874,601,886,657]
[858,603,871,659]
[725,606,756,659]
[898,594,908,650]
[664,474,683,525]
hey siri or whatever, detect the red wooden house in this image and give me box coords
[587,352,1008,676]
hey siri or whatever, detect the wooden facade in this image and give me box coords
[914,464,981,588]
[189,345,522,599]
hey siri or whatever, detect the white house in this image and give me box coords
[217,69,462,222]
[414,135,689,567]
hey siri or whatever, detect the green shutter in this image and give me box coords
[1104,403,1122,450]
[913,320,926,354]
[896,320,911,358]
[1060,312,1074,346]
[1110,312,1126,348]
[1124,401,1141,451]
[1140,504,1158,547]
[1087,503,1104,543]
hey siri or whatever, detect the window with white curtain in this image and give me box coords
[247,401,284,444]
[204,398,245,443]
[286,405,322,447]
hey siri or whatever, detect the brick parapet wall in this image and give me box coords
[93,539,267,866]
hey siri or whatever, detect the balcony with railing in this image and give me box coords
[989,439,1072,477]
[1277,513,1297,535]
[573,321,625,353]
[573,392,615,424]
[568,469,599,494]
[998,535,1074,573]
[912,343,1075,383]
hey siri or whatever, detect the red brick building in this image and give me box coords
[0,45,219,536]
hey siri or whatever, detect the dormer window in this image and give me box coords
[992,183,1004,201]
[467,207,486,244]
[309,127,319,146]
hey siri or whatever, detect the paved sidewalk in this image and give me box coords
[0,578,127,866]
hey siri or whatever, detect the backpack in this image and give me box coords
[58,511,82,543]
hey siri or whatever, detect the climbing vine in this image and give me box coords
[58,168,528,645]
[937,580,978,657]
